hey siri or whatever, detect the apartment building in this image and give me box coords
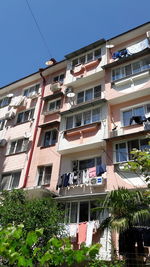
[0,21,149,258]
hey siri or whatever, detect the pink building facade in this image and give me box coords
[0,21,149,258]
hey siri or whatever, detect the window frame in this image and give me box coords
[112,56,150,82]
[0,97,11,108]
[0,171,21,190]
[37,165,52,186]
[53,73,65,83]
[65,200,98,224]
[66,107,101,130]
[7,138,29,155]
[16,108,35,124]
[114,137,150,163]
[47,99,61,113]
[76,85,101,104]
[23,84,40,98]
[42,129,58,147]
[72,48,101,68]
[121,102,150,127]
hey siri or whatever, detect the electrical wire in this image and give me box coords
[25,0,52,58]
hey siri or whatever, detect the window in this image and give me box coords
[115,138,150,163]
[37,165,52,186]
[79,157,101,170]
[112,57,150,81]
[43,129,57,147]
[77,85,101,104]
[72,48,101,67]
[17,109,34,124]
[47,99,61,112]
[53,74,65,83]
[23,84,40,97]
[0,97,11,108]
[66,107,101,130]
[0,171,21,190]
[65,201,99,224]
[8,138,28,155]
[122,104,150,126]
[0,119,5,131]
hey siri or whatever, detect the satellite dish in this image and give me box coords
[24,132,32,139]
[65,87,75,98]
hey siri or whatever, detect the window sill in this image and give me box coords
[5,151,27,157]
[40,144,56,149]
[64,122,101,137]
[15,119,34,126]
[43,110,60,116]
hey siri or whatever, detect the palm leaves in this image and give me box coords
[100,188,150,232]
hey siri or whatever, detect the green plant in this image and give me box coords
[0,224,101,267]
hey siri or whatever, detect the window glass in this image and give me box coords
[141,57,150,70]
[79,56,86,64]
[44,132,51,147]
[66,116,73,129]
[79,158,95,170]
[94,48,101,59]
[59,74,65,82]
[56,99,61,109]
[94,86,101,98]
[123,110,132,126]
[87,52,93,62]
[65,203,70,224]
[72,59,78,67]
[85,89,93,102]
[125,64,132,76]
[11,172,21,189]
[90,201,98,221]
[128,140,139,160]
[132,61,141,74]
[79,202,89,222]
[133,106,145,116]
[15,139,23,153]
[49,102,55,111]
[75,113,82,127]
[83,110,91,125]
[38,167,44,186]
[9,141,16,154]
[1,174,11,190]
[70,202,78,223]
[146,104,150,114]
[92,108,100,122]
[140,139,150,151]
[0,119,5,131]
[77,92,84,104]
[114,68,122,80]
[51,130,57,145]
[116,143,127,162]
[44,166,52,184]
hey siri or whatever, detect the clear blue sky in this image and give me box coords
[0,0,150,87]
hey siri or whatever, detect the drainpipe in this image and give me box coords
[22,69,46,188]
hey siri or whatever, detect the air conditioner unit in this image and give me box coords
[110,128,124,138]
[51,82,61,92]
[90,177,102,186]
[29,92,38,99]
[0,139,7,147]
[5,111,16,120]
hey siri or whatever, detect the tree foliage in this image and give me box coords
[0,190,64,242]
[99,188,150,232]
[125,148,150,182]
[0,224,101,267]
